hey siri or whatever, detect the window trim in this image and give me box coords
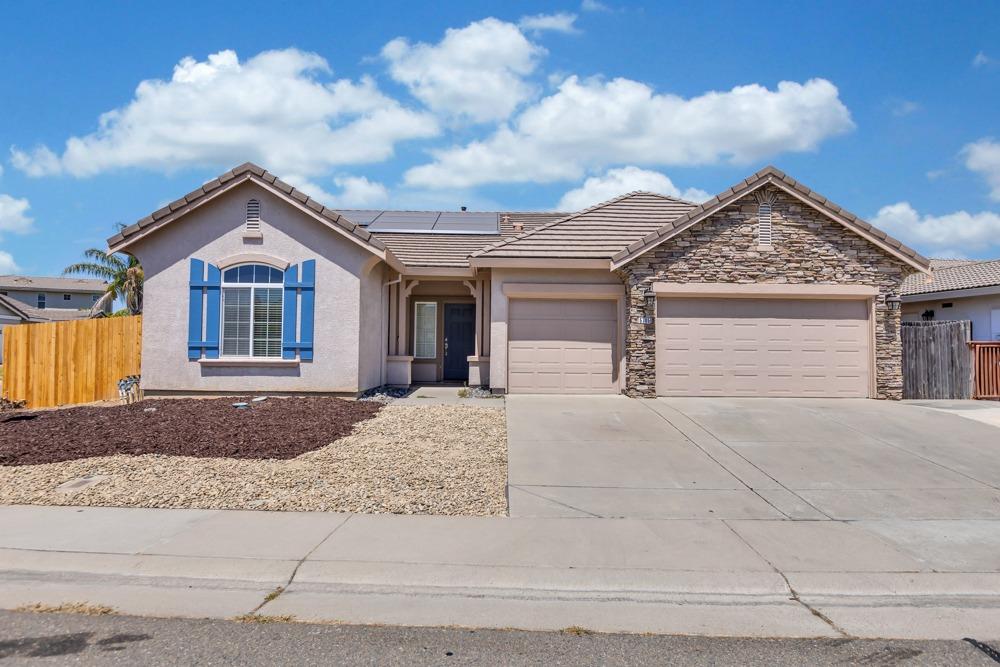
[219,263,284,359]
[413,301,438,359]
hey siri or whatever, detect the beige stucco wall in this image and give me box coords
[129,181,384,394]
[488,268,624,392]
[903,293,1000,341]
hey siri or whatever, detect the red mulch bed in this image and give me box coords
[0,397,382,466]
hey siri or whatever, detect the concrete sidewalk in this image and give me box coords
[2,505,999,640]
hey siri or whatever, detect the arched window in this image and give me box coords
[245,199,262,233]
[221,263,283,358]
[757,202,773,246]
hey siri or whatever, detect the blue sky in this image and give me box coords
[1,0,999,276]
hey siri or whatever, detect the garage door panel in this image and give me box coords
[508,298,617,394]
[656,297,870,398]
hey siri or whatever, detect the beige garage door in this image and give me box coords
[508,299,617,394]
[656,298,870,397]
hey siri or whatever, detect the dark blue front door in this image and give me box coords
[443,303,475,381]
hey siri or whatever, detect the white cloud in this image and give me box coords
[406,75,853,189]
[518,12,579,34]
[581,0,610,11]
[0,194,35,235]
[0,251,19,273]
[871,202,1000,256]
[973,51,993,67]
[890,99,920,117]
[557,166,708,210]
[382,18,544,123]
[10,49,438,179]
[330,175,389,207]
[963,138,1000,201]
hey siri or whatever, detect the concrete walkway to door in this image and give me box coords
[506,395,1000,524]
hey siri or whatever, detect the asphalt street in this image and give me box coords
[0,611,997,666]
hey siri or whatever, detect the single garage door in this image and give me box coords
[656,298,870,397]
[508,298,617,393]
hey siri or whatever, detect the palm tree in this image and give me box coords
[63,225,143,315]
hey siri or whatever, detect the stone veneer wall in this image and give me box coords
[616,188,915,399]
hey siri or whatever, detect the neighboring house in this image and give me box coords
[901,259,1000,341]
[107,163,929,400]
[0,275,108,315]
[0,288,100,363]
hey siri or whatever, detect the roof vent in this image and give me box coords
[245,199,262,233]
[511,217,524,232]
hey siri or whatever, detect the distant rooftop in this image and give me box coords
[0,275,107,293]
[902,258,1000,296]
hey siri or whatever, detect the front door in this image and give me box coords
[443,303,475,381]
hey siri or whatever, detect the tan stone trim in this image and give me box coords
[215,252,290,270]
[651,282,879,299]
[502,283,625,299]
[470,257,609,269]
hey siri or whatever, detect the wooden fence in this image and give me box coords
[972,342,1000,400]
[901,320,973,400]
[2,315,142,408]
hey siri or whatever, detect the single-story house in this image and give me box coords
[902,259,1000,341]
[107,163,930,399]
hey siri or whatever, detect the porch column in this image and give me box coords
[462,279,483,357]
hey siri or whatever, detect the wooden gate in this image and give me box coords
[901,320,973,399]
[972,342,1000,400]
[2,315,142,408]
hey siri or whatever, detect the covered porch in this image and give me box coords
[384,274,491,388]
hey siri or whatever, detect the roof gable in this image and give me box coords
[107,163,400,269]
[609,166,930,273]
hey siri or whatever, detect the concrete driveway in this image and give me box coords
[506,395,1000,523]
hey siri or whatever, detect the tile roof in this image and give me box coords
[0,275,106,292]
[472,192,697,260]
[372,212,566,268]
[607,166,930,271]
[107,163,389,258]
[902,258,1000,296]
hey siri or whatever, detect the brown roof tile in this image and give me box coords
[902,258,1000,296]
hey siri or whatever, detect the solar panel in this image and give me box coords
[337,210,500,234]
[333,210,383,225]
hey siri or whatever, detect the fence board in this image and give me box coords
[972,343,1000,399]
[902,320,973,400]
[1,316,142,408]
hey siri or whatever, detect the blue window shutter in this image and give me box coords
[282,263,299,360]
[299,260,315,361]
[188,259,204,360]
[203,263,221,359]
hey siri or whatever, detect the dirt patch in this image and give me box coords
[0,397,381,466]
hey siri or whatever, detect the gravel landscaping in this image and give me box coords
[0,403,508,516]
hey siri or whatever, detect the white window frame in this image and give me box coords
[413,301,438,359]
[220,264,284,359]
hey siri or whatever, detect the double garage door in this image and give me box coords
[508,299,617,394]
[656,298,871,397]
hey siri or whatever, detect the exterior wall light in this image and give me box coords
[886,295,902,311]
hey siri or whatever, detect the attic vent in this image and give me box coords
[757,203,773,246]
[245,199,262,232]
